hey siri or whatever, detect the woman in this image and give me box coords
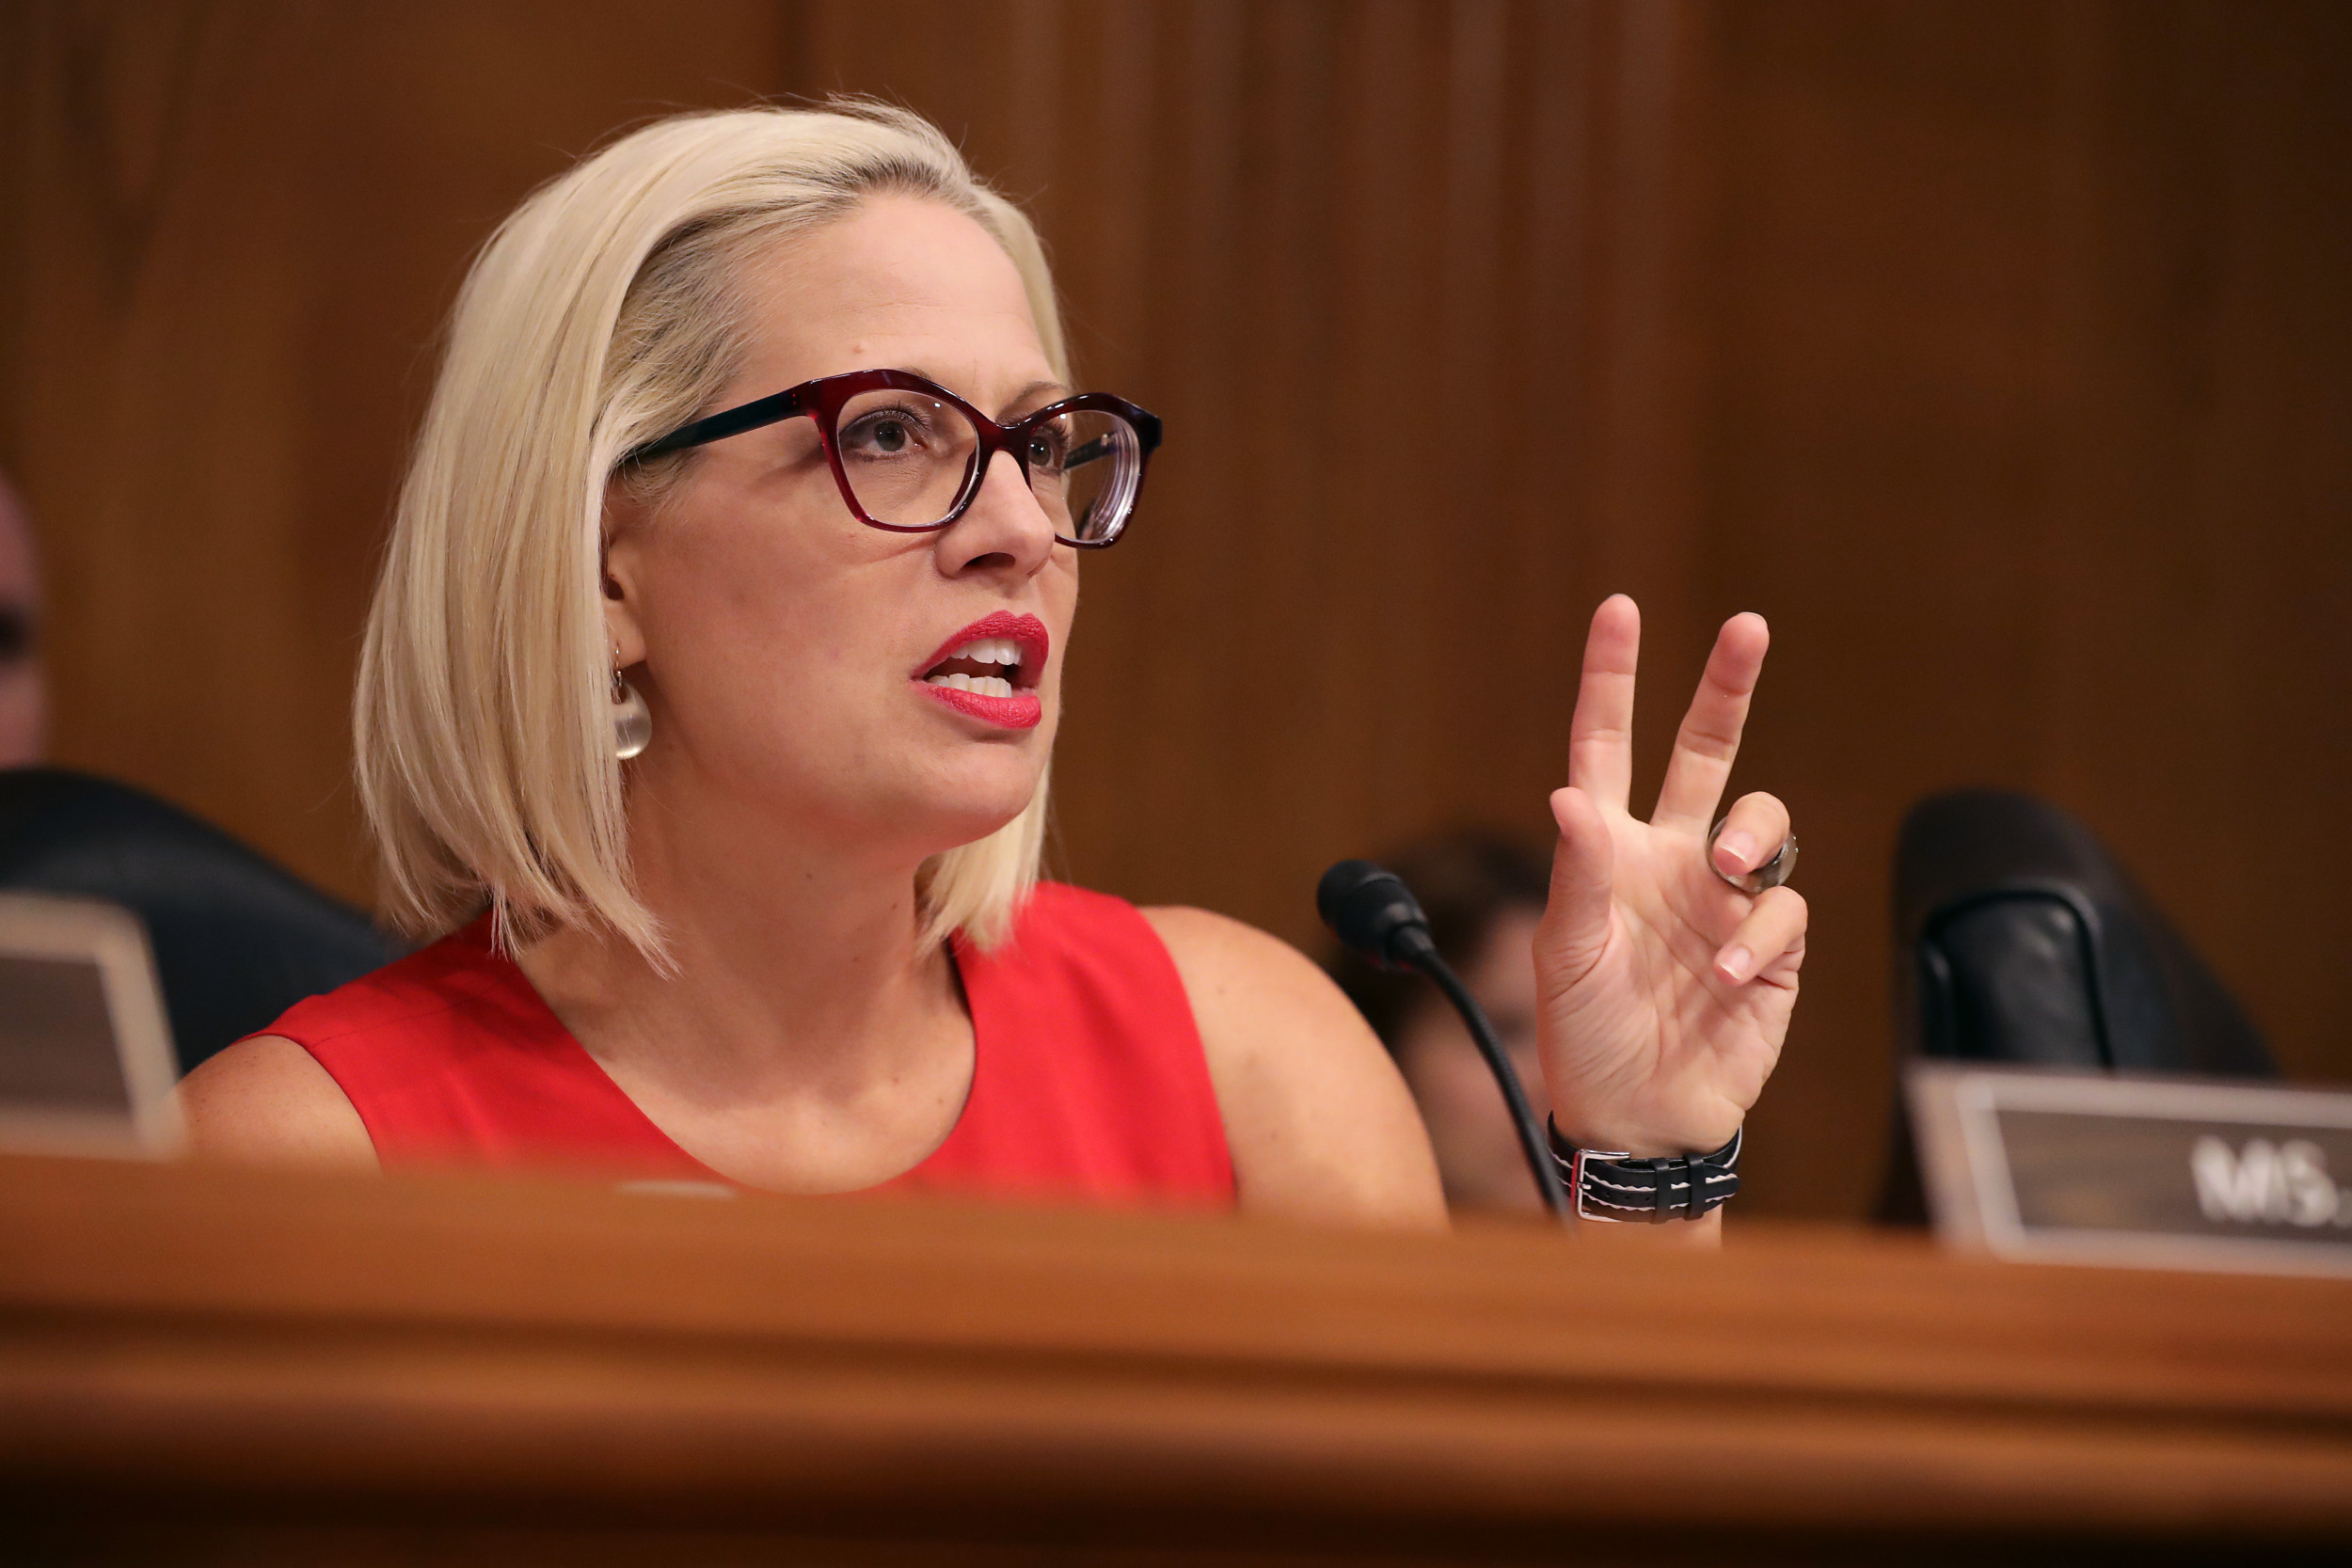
[179,103,1806,1230]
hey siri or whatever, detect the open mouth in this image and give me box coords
[914,611,1049,728]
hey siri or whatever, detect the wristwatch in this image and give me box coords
[1549,1119,1742,1223]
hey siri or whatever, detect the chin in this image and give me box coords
[898,763,1045,857]
[934,786,1041,849]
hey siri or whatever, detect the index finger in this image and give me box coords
[1566,594,1640,811]
[1652,611,1769,831]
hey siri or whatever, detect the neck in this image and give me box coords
[518,770,958,1093]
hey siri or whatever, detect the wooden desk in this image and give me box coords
[2,1154,2347,1563]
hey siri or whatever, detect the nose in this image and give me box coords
[935,450,1057,581]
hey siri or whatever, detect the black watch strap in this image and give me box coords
[1547,1119,1742,1223]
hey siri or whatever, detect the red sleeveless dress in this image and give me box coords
[255,882,1235,1209]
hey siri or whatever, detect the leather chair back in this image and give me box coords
[1895,791,2271,1076]
[1879,790,2272,1222]
[0,768,393,1076]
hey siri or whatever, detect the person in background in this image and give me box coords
[0,471,45,767]
[1329,832,1556,1215]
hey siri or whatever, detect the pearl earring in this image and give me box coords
[611,647,651,761]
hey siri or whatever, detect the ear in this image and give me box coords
[601,476,650,670]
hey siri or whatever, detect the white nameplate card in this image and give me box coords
[0,892,183,1159]
[1907,1063,2352,1278]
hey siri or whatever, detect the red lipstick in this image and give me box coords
[914,611,1049,731]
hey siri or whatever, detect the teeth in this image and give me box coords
[926,672,1018,699]
[948,637,1024,667]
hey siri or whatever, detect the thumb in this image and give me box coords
[1539,785,1615,985]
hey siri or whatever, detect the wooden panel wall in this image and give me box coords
[3,1,2346,1218]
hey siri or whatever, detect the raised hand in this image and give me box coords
[1534,594,1806,1158]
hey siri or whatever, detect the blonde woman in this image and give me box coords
[179,104,1807,1229]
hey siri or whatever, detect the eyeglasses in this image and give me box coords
[624,369,1163,548]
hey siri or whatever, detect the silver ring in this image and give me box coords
[1708,816,1797,895]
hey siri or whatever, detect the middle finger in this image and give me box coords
[1653,612,1769,832]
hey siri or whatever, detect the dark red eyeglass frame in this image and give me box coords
[622,368,1164,548]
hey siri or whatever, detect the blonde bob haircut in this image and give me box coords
[356,103,1066,958]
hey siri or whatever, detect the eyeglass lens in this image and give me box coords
[833,388,1140,543]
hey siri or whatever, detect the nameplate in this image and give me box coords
[1906,1063,2352,1277]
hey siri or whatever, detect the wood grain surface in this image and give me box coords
[3,3,2348,1227]
[2,1152,2350,1562]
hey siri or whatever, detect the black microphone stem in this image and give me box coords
[1411,950,1571,1222]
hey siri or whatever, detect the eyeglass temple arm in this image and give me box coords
[626,387,810,465]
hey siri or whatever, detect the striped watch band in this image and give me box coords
[1548,1120,1743,1224]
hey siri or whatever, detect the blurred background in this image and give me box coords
[1,0,2345,1220]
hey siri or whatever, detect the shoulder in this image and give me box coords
[1141,905,1446,1231]
[1139,905,1350,1030]
[174,1035,378,1170]
[1138,906,1387,1090]
[165,922,498,1172]
[266,915,504,1045]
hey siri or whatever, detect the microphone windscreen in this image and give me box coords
[1317,860,1432,970]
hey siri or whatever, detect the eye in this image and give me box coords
[840,398,945,458]
[1025,419,1073,472]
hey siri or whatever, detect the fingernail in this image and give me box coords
[1717,945,1756,984]
[1714,831,1756,872]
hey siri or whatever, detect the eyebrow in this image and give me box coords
[897,368,1072,420]
[1007,378,1073,413]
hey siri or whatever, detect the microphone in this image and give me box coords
[1318,861,1570,1220]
